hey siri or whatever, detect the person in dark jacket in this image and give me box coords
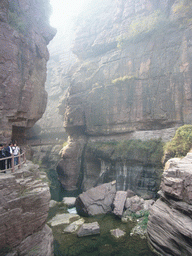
[4,143,13,169]
[0,144,5,170]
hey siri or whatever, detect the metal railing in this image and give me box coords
[0,151,26,173]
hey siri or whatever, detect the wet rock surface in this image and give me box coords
[147,152,192,256]
[48,213,80,227]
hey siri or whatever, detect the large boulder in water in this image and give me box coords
[75,181,116,216]
[113,191,127,217]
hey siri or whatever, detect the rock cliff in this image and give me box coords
[57,0,192,193]
[0,0,56,144]
[147,152,192,256]
[0,161,53,255]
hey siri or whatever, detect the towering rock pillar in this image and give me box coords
[0,0,56,143]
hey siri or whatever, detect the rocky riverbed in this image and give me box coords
[48,204,155,256]
[47,182,155,256]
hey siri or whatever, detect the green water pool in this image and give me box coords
[48,210,155,256]
[46,168,156,256]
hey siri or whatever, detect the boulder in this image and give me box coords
[110,228,125,238]
[113,191,127,217]
[77,222,100,237]
[64,218,85,233]
[49,200,58,208]
[75,181,116,216]
[125,195,145,212]
[48,213,80,227]
[126,189,136,198]
[63,197,76,208]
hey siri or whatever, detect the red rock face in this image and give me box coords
[0,0,56,143]
[57,0,192,191]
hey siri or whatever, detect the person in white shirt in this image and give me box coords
[12,143,20,166]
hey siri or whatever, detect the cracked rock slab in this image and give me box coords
[75,181,116,216]
[77,222,100,237]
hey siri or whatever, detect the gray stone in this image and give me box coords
[148,153,192,256]
[63,197,76,208]
[63,218,85,233]
[16,225,53,256]
[75,181,116,216]
[49,200,58,208]
[126,189,136,198]
[113,191,127,217]
[110,228,125,238]
[48,213,80,227]
[77,222,100,237]
[125,195,144,212]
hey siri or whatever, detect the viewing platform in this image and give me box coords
[0,151,26,173]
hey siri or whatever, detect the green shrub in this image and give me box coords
[8,10,27,34]
[117,10,177,49]
[112,75,137,86]
[130,210,149,229]
[87,138,164,166]
[0,246,13,256]
[164,125,192,158]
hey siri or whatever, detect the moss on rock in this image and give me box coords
[87,139,164,166]
[164,124,192,158]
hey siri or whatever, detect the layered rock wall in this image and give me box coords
[0,161,53,255]
[147,152,192,255]
[0,0,56,143]
[57,0,192,192]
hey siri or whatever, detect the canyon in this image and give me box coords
[1,0,192,255]
[57,0,192,198]
[0,0,55,254]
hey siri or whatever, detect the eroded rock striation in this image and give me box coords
[0,0,56,143]
[147,152,192,256]
[0,161,53,255]
[57,0,192,193]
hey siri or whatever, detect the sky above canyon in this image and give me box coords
[49,0,92,29]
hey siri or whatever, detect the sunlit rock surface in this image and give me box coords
[57,0,192,192]
[75,181,116,216]
[147,152,192,255]
[0,0,56,143]
[0,161,53,255]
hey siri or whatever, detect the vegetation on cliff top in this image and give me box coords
[164,125,192,158]
[117,10,170,48]
[87,139,164,166]
[117,1,192,49]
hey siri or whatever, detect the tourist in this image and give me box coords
[0,144,5,170]
[12,143,20,166]
[4,142,13,169]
